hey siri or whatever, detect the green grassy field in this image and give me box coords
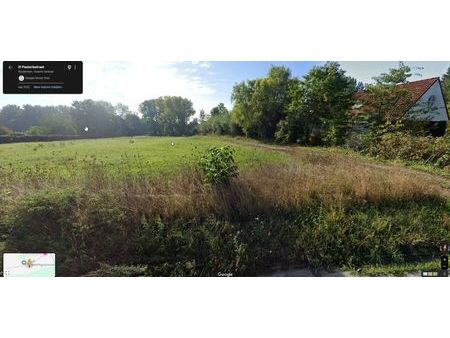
[0,136,288,181]
[0,136,448,276]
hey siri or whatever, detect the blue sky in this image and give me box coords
[1,61,449,115]
[175,61,319,111]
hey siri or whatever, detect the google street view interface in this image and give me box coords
[1,61,450,278]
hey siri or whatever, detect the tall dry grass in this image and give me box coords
[114,161,443,221]
[1,149,446,222]
[1,149,448,276]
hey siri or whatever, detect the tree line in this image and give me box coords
[199,62,450,144]
[0,97,199,138]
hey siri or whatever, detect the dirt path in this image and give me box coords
[229,138,450,198]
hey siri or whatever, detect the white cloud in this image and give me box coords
[199,62,211,69]
[184,67,198,73]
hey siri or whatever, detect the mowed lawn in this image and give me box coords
[0,136,288,181]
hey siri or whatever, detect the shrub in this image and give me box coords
[366,131,449,168]
[296,203,450,269]
[84,264,148,277]
[346,122,450,168]
[197,113,231,135]
[320,117,348,146]
[198,146,239,184]
[3,189,137,275]
[196,112,242,136]
[0,124,12,135]
[274,119,290,144]
[3,189,83,274]
[26,125,50,135]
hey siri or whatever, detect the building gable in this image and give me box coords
[353,77,449,122]
[407,79,449,122]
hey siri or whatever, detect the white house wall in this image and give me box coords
[407,81,448,122]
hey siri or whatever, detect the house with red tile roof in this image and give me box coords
[353,77,448,135]
[354,77,449,122]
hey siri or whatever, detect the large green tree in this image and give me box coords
[197,103,235,135]
[139,96,195,136]
[0,104,78,134]
[122,113,145,136]
[0,105,23,131]
[139,99,162,135]
[210,103,229,117]
[231,66,295,139]
[40,114,77,135]
[70,100,123,137]
[286,62,357,145]
[230,79,257,137]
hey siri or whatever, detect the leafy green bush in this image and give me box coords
[196,112,242,136]
[197,113,231,135]
[198,146,239,184]
[84,264,148,277]
[297,204,449,269]
[26,125,50,136]
[274,119,290,144]
[0,124,12,135]
[320,115,349,146]
[363,131,450,168]
[346,122,450,168]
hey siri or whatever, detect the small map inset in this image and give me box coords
[3,253,55,277]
